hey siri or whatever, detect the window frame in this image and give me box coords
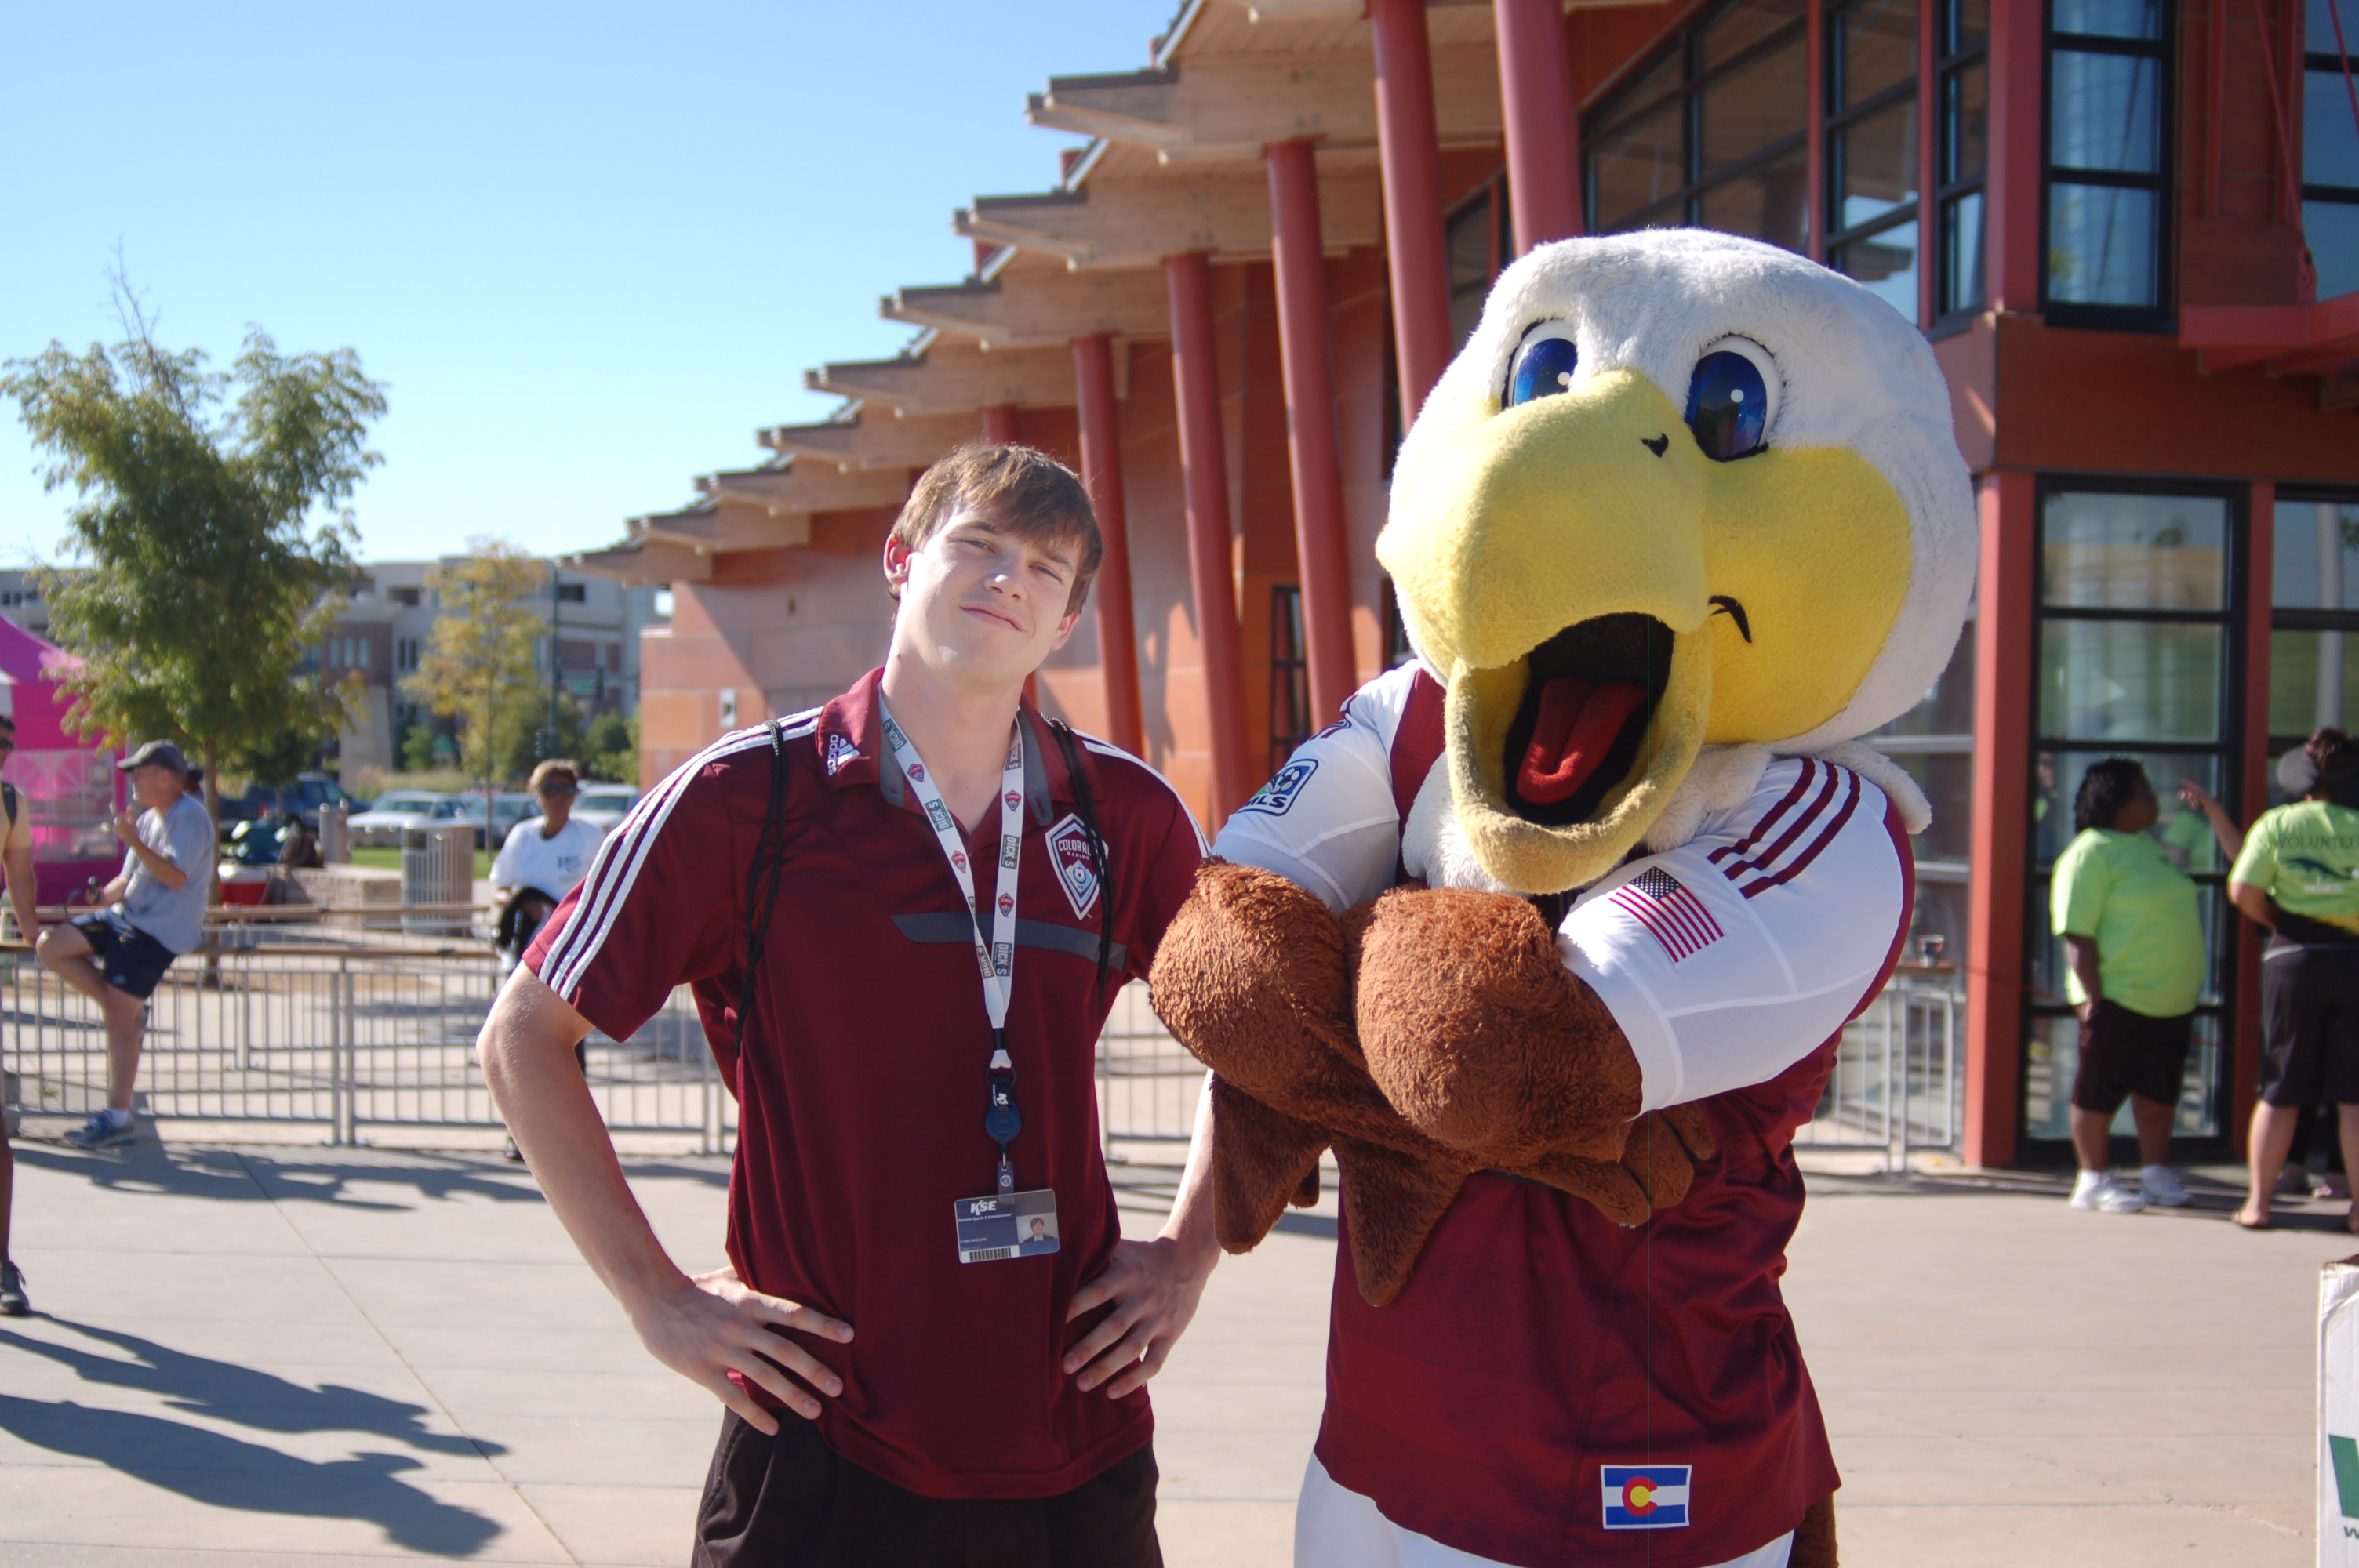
[2019,474,2250,1160]
[1270,584,1313,773]
[2302,9,2359,284]
[1823,0,1925,302]
[1583,0,1814,241]
[2268,487,2359,754]
[1932,0,1991,328]
[2040,0,2176,329]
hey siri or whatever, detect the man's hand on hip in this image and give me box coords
[1062,1236,1215,1399]
[627,1263,854,1435]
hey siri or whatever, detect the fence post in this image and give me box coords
[333,958,355,1147]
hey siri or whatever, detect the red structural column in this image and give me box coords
[1266,139,1361,732]
[1965,470,2036,1168]
[982,404,1019,445]
[2234,482,2277,1155]
[1072,334,1144,757]
[1985,0,2045,311]
[1494,0,1583,253]
[1372,0,1454,423]
[1163,252,1256,824]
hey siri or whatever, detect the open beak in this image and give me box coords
[1380,369,1717,895]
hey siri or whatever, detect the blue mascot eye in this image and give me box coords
[1505,328,1579,408]
[1684,347,1772,461]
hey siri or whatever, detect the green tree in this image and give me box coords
[583,710,638,784]
[406,541,543,822]
[2,280,383,870]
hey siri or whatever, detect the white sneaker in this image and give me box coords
[2139,1164,2190,1206]
[2070,1171,2146,1213]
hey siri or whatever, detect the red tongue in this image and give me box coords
[1516,677,1650,805]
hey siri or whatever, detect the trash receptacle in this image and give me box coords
[402,824,474,935]
[320,803,350,864]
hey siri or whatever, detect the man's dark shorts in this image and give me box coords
[2071,999,2194,1114]
[2261,942,2359,1107]
[69,910,177,1000]
[692,1411,1161,1568]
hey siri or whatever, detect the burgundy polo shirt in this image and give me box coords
[524,669,1208,1499]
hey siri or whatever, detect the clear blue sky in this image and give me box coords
[0,1,1172,568]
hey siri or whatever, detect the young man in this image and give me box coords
[0,716,44,1314]
[38,740,212,1152]
[478,445,1220,1566]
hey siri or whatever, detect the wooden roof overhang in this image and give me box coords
[696,463,912,514]
[883,264,1171,344]
[2181,296,2359,392]
[953,169,1381,267]
[759,409,983,469]
[804,336,1084,414]
[566,537,713,586]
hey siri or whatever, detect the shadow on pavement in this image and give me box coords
[10,1140,724,1208]
[0,1392,503,1555]
[0,1319,499,1457]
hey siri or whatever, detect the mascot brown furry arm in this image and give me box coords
[1152,859,1714,1307]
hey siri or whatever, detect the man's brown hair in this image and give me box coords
[889,444,1101,614]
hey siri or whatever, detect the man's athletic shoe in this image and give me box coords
[0,1260,27,1316]
[2070,1171,2146,1213]
[64,1109,135,1149]
[2139,1165,2191,1207]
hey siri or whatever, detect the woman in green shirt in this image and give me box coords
[2051,760,2238,1214]
[2232,728,2359,1230]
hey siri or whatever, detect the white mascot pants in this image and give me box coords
[1295,1457,1794,1568]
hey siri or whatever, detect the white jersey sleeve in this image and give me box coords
[1211,662,1429,913]
[1559,756,1910,1111]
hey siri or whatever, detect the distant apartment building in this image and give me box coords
[0,564,665,778]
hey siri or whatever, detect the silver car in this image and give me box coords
[572,784,642,834]
[345,791,459,848]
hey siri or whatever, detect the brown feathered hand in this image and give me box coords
[1148,860,1714,1305]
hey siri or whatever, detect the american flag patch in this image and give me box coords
[1608,869,1724,962]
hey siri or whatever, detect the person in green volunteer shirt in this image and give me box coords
[2231,728,2359,1230]
[2051,759,2237,1214]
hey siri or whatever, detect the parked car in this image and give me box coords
[345,790,460,847]
[449,792,536,850]
[214,772,356,833]
[572,784,641,833]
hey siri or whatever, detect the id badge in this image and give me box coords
[954,1188,1060,1264]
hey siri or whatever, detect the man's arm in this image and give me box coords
[2,844,35,939]
[2229,880,2279,931]
[111,816,188,891]
[478,969,852,1432]
[2062,934,2103,1019]
[1063,1071,1222,1397]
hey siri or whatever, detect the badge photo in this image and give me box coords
[953,1188,1060,1264]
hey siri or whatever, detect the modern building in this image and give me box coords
[567,0,2358,1168]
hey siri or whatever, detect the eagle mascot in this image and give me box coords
[1150,230,1974,1568]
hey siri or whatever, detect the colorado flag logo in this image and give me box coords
[1601,1465,1691,1530]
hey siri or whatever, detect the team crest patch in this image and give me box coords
[1236,759,1317,817]
[1601,1465,1690,1530]
[825,734,860,775]
[1047,812,1101,919]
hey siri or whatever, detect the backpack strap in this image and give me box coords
[733,721,791,1054]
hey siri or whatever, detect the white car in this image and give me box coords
[572,784,641,833]
[449,793,536,849]
[345,791,459,847]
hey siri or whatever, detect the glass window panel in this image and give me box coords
[1943,190,1988,310]
[2274,499,2359,608]
[2053,0,2163,37]
[2048,182,2160,305]
[1885,750,1977,864]
[2032,750,2228,877]
[1837,0,1920,107]
[2038,622,2225,740]
[2051,52,2161,172]
[2307,202,2359,299]
[2310,0,2359,54]
[1946,0,1990,55]
[2043,491,2230,609]
[1834,219,1922,315]
[1696,147,1812,249]
[2023,1010,2220,1140]
[2270,628,2359,737]
[1700,34,1808,176]
[1905,877,1972,981]
[2306,71,2359,187]
[1837,95,1921,228]
[1873,618,1979,735]
[1592,104,1685,230]
[1703,0,1809,70]
[1447,194,1498,349]
[1945,62,1988,181]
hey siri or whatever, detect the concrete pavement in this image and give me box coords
[0,1123,2345,1566]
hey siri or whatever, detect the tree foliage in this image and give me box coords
[407,541,544,797]
[0,281,382,823]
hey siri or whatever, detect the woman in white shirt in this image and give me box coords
[492,759,607,1160]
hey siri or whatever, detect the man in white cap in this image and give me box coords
[37,739,213,1150]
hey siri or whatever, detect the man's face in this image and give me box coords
[128,763,180,810]
[884,507,1081,691]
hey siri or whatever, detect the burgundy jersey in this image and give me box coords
[525,670,1207,1501]
[1216,662,1915,1567]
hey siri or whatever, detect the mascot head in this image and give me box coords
[1379,230,1975,895]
